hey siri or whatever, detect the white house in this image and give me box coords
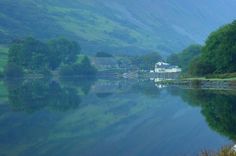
[152,62,182,73]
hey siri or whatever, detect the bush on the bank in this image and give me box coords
[200,146,236,156]
[59,57,97,77]
[189,20,236,76]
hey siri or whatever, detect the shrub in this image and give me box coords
[95,52,113,57]
[59,57,97,77]
[200,146,236,156]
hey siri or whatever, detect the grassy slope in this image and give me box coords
[44,4,163,52]
[0,0,206,55]
[0,0,236,55]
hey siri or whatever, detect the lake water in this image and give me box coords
[0,78,235,156]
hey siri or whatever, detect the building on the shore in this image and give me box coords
[152,62,182,73]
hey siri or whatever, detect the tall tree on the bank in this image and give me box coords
[132,52,162,70]
[189,20,236,76]
[8,37,49,70]
[48,38,81,68]
[7,37,81,72]
[167,44,202,72]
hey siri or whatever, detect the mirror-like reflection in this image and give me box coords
[171,88,236,141]
[0,78,235,156]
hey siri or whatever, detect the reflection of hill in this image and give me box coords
[0,80,231,156]
[91,79,136,95]
[132,80,161,97]
[91,79,161,98]
[170,88,236,141]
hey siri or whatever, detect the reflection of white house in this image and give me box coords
[232,145,236,152]
[153,62,182,73]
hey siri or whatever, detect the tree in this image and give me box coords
[167,44,202,72]
[59,56,97,77]
[6,37,82,77]
[48,38,81,66]
[189,20,236,76]
[8,37,49,71]
[166,53,180,66]
[132,52,162,70]
[188,57,215,76]
[95,52,113,57]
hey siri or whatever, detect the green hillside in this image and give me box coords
[0,0,236,55]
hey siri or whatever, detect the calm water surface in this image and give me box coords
[0,78,235,156]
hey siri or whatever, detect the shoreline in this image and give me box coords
[157,77,236,90]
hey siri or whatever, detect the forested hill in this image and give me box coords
[0,0,236,55]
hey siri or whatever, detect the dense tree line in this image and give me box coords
[188,20,236,76]
[167,44,201,72]
[95,52,113,57]
[131,52,162,70]
[4,37,97,78]
[59,56,97,77]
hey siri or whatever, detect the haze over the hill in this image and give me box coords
[0,0,236,55]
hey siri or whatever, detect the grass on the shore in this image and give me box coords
[182,73,236,81]
[200,146,236,156]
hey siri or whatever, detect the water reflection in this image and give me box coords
[0,78,235,156]
[171,88,236,141]
[4,78,95,112]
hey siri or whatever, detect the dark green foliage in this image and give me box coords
[95,52,113,57]
[166,54,179,66]
[167,44,202,72]
[5,37,84,77]
[131,52,162,70]
[48,38,81,67]
[188,57,215,76]
[8,38,49,70]
[4,63,24,78]
[189,21,236,76]
[59,56,97,77]
[202,21,236,73]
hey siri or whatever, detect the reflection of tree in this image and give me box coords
[96,93,113,98]
[132,81,160,97]
[60,77,96,95]
[5,79,94,112]
[174,89,236,141]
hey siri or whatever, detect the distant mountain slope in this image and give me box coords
[0,0,236,55]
